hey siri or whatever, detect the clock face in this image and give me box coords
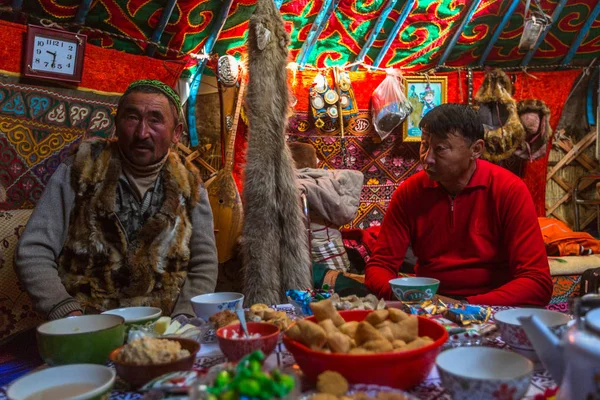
[24,25,87,83]
[31,35,78,76]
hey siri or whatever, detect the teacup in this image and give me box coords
[389,277,440,303]
[436,347,533,400]
[190,292,245,321]
[494,308,570,361]
[7,364,115,400]
[101,306,162,327]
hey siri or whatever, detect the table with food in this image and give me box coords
[2,279,600,400]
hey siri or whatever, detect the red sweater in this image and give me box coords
[365,160,552,306]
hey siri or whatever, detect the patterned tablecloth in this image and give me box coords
[0,304,559,400]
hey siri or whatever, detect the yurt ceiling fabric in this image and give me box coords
[6,0,600,70]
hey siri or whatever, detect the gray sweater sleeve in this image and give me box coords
[171,185,218,317]
[14,160,82,320]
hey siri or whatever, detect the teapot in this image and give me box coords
[518,295,600,400]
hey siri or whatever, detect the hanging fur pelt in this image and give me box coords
[242,0,312,305]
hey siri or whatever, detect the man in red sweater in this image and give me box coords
[365,104,552,306]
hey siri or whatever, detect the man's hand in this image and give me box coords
[67,310,83,317]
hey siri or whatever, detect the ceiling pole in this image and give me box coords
[147,0,178,57]
[75,0,94,25]
[372,0,415,68]
[296,0,341,67]
[187,0,235,147]
[437,0,483,67]
[521,0,567,67]
[351,0,399,71]
[478,0,520,66]
[561,1,600,66]
[587,67,598,125]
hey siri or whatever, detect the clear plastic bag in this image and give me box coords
[518,15,545,51]
[371,69,413,140]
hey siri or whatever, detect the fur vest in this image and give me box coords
[57,139,202,315]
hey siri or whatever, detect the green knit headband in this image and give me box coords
[126,79,181,110]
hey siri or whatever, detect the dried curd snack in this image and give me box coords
[316,371,349,397]
[310,299,345,327]
[209,310,239,329]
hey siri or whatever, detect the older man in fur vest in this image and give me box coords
[15,80,218,320]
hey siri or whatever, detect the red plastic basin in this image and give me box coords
[282,310,448,390]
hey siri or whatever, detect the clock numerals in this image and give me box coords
[30,36,77,75]
[25,26,86,83]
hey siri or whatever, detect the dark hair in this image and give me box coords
[419,103,484,143]
[288,142,317,169]
[117,85,183,126]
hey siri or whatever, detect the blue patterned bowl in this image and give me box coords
[436,347,533,400]
[190,292,244,321]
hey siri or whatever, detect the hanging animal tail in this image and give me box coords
[242,0,312,305]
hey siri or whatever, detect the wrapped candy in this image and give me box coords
[286,288,333,316]
[445,305,492,326]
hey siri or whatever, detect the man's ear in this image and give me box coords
[471,138,485,159]
[172,122,183,144]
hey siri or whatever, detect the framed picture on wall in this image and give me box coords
[403,76,448,142]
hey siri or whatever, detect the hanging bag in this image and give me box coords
[518,0,551,51]
[371,69,413,140]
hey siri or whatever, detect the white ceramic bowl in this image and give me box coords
[101,306,162,325]
[7,364,115,400]
[436,347,533,400]
[190,292,245,320]
[494,308,570,359]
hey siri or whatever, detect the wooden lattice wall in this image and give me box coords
[546,129,600,231]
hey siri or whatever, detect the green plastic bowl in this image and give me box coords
[389,277,440,303]
[37,314,126,365]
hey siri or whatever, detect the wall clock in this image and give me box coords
[23,25,87,84]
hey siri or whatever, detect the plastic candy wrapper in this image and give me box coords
[433,316,497,349]
[141,371,200,394]
[445,304,492,326]
[395,299,448,317]
[371,69,413,140]
[190,350,299,400]
[127,314,209,344]
[286,288,332,316]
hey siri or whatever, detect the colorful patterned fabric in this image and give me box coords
[0,79,118,210]
[14,1,600,72]
[287,69,579,227]
[550,274,582,305]
[0,209,42,343]
[0,21,184,94]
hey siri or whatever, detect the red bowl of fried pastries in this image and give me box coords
[283,299,448,390]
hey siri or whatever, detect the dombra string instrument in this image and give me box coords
[206,59,245,264]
